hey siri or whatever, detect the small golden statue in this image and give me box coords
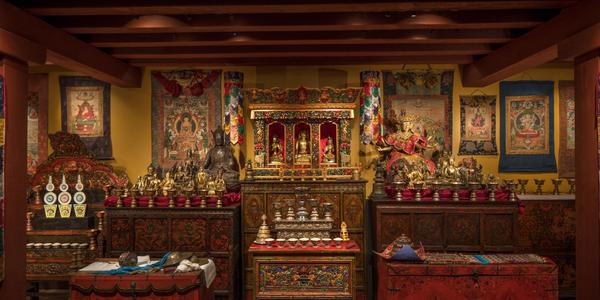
[340,221,349,241]
[132,176,146,192]
[196,168,207,191]
[269,135,284,164]
[148,173,162,193]
[322,136,336,164]
[295,130,311,165]
[161,172,175,196]
[215,170,226,193]
[206,175,217,196]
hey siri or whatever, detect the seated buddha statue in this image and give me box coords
[295,130,311,165]
[203,126,240,192]
[269,135,284,164]
[322,136,336,164]
[160,172,175,196]
[148,173,162,192]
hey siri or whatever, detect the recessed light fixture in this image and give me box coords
[125,15,187,28]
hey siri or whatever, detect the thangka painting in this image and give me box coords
[382,69,454,151]
[0,74,4,281]
[459,95,497,155]
[558,81,575,178]
[27,74,48,176]
[384,95,451,151]
[151,70,222,169]
[499,81,556,172]
[60,76,112,159]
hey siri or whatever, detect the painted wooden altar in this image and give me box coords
[241,180,367,299]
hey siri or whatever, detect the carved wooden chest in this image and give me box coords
[104,205,240,300]
[248,243,360,300]
[371,200,519,253]
[240,180,367,299]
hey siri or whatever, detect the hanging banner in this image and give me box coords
[360,71,382,144]
[558,81,575,178]
[27,74,49,175]
[224,71,244,145]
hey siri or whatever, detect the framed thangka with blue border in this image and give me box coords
[60,76,112,159]
[499,81,556,172]
[459,95,497,155]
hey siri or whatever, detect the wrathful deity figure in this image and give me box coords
[322,136,336,164]
[203,126,240,192]
[379,111,438,183]
[269,135,284,164]
[295,130,311,165]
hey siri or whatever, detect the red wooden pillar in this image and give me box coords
[0,56,28,299]
[575,50,600,299]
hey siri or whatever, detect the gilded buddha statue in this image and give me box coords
[203,126,240,192]
[161,171,175,196]
[295,130,311,164]
[269,135,284,164]
[322,136,336,164]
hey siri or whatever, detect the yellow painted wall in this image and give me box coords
[38,64,573,195]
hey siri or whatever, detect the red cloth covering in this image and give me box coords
[70,270,214,300]
[104,193,241,208]
[376,255,558,300]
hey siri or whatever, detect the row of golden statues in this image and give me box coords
[268,131,337,165]
[130,126,240,197]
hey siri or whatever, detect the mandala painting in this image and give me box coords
[151,70,222,169]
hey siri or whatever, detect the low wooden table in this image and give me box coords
[376,255,558,300]
[248,241,360,300]
[70,270,214,300]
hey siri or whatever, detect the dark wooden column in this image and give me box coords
[0,56,28,299]
[575,50,600,299]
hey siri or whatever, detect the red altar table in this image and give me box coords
[376,255,558,300]
[70,270,214,300]
[248,241,360,300]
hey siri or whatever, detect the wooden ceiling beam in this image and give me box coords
[108,44,492,54]
[113,49,490,60]
[0,1,141,87]
[55,10,549,34]
[462,0,600,87]
[0,28,46,65]
[89,30,513,48]
[127,55,475,66]
[24,1,577,16]
[558,22,600,60]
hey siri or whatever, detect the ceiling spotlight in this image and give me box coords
[410,12,417,18]
[124,15,187,28]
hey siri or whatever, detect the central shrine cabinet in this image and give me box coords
[241,180,367,299]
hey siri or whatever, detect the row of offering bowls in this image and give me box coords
[263,237,345,248]
[392,179,514,202]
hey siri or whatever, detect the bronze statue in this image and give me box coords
[295,130,311,164]
[269,135,284,164]
[203,126,240,192]
[322,136,336,163]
